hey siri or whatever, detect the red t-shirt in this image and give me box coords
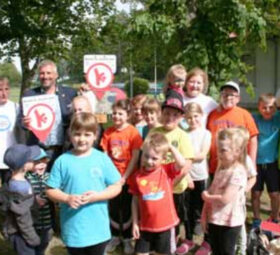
[207,106,259,174]
[129,163,180,232]
[101,124,143,176]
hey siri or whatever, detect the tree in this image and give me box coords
[0,0,115,95]
[0,62,21,87]
[127,0,267,95]
[124,77,149,96]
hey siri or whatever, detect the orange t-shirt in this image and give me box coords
[101,124,143,176]
[207,106,259,174]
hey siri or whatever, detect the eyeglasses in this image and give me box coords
[221,92,239,98]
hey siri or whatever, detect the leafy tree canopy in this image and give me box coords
[0,62,21,87]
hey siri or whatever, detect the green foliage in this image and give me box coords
[124,77,149,96]
[0,62,21,87]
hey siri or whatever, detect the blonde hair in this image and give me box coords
[0,77,10,86]
[217,127,248,170]
[131,94,148,107]
[185,67,209,93]
[70,112,98,135]
[165,64,187,85]
[184,102,203,116]
[142,98,161,114]
[258,93,276,105]
[143,133,169,156]
[71,95,92,113]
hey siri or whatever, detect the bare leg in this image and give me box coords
[251,191,262,219]
[269,192,280,220]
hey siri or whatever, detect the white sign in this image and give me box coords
[84,54,117,74]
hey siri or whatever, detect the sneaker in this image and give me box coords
[195,241,211,255]
[123,238,134,254]
[176,239,195,255]
[105,236,120,253]
[252,218,261,229]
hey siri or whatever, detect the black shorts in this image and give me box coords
[253,162,280,192]
[135,229,172,254]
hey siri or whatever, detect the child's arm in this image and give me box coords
[201,203,209,233]
[248,135,258,166]
[46,188,83,209]
[202,184,241,205]
[193,135,211,163]
[132,195,140,239]
[81,181,122,204]
[123,149,140,181]
[246,176,256,192]
[169,144,187,171]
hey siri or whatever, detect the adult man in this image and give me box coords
[0,77,18,183]
[19,60,77,166]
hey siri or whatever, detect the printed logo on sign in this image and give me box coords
[0,115,11,131]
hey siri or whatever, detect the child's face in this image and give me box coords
[186,75,204,98]
[72,99,91,114]
[32,159,48,175]
[70,129,96,155]
[143,110,160,127]
[258,99,276,120]
[23,161,35,172]
[132,105,144,123]
[220,87,240,110]
[185,112,202,130]
[170,74,186,89]
[161,107,182,131]
[112,107,129,128]
[141,147,164,171]
[217,139,239,167]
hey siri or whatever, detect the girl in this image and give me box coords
[177,103,211,255]
[182,68,217,128]
[130,94,148,137]
[101,99,143,254]
[142,98,162,139]
[201,128,248,255]
[163,64,187,98]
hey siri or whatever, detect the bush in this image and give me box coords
[124,77,149,97]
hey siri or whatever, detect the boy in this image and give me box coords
[149,90,194,254]
[251,93,280,226]
[2,144,41,255]
[26,148,53,255]
[130,133,188,255]
[207,81,259,176]
[46,112,122,255]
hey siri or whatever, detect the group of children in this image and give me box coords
[2,64,280,255]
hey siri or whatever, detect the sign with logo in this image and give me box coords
[22,95,56,142]
[86,62,114,100]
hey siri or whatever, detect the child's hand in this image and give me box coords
[36,195,47,207]
[67,194,83,209]
[202,190,210,202]
[201,219,208,234]
[81,191,99,204]
[187,175,194,190]
[132,223,140,240]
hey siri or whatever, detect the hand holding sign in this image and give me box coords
[22,95,56,142]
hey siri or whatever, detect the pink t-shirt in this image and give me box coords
[207,164,247,227]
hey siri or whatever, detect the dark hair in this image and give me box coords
[112,99,131,113]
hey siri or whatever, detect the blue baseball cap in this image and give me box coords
[33,149,49,161]
[4,144,41,170]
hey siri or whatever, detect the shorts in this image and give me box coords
[135,229,172,254]
[253,162,280,192]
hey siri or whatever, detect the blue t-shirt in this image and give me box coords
[253,111,280,164]
[9,179,32,195]
[47,148,121,247]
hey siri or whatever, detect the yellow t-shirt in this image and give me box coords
[149,127,194,193]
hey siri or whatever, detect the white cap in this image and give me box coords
[220,81,240,94]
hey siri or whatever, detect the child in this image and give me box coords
[251,93,280,227]
[130,133,188,255]
[130,94,148,137]
[163,64,187,98]
[26,148,53,255]
[46,112,122,255]
[201,128,248,255]
[149,91,194,254]
[142,98,161,139]
[207,81,259,177]
[182,67,217,128]
[2,144,41,255]
[101,99,143,254]
[184,102,212,255]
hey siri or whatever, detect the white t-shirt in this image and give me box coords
[188,128,211,181]
[0,100,18,169]
[183,94,218,127]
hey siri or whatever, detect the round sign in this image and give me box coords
[86,62,114,91]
